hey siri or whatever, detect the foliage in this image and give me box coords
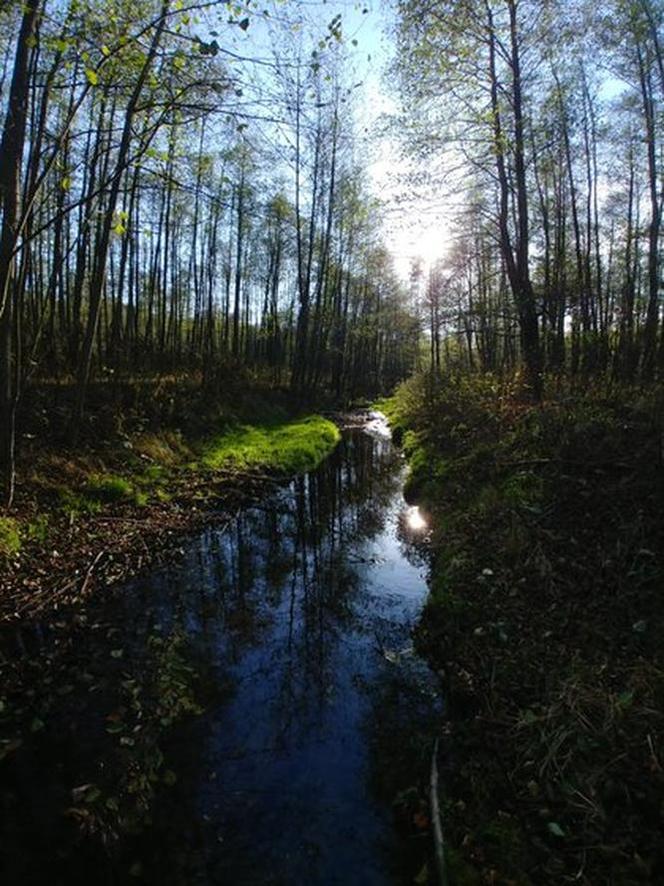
[85,475,134,503]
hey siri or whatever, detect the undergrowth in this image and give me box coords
[385,371,664,885]
[5,388,341,556]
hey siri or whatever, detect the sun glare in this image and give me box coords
[406,505,428,532]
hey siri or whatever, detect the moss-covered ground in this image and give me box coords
[202,415,340,474]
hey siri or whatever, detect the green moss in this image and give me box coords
[133,490,149,507]
[0,517,21,557]
[57,487,103,517]
[85,474,134,502]
[25,514,49,544]
[202,415,341,475]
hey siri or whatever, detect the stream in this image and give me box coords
[2,414,441,885]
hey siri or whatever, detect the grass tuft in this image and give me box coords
[0,517,21,557]
[85,475,134,503]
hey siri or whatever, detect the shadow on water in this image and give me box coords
[1,418,441,885]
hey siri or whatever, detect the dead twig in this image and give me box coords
[430,737,448,886]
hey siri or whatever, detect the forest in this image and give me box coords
[0,0,663,885]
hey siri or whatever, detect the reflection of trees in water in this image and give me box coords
[1,428,428,886]
[198,429,406,715]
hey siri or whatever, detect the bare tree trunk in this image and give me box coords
[0,0,40,507]
[72,0,168,433]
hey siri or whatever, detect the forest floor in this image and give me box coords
[381,374,664,885]
[1,376,349,879]
[0,376,340,624]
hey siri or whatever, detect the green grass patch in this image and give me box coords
[85,474,134,503]
[25,514,50,544]
[57,487,103,517]
[202,415,341,475]
[0,517,21,557]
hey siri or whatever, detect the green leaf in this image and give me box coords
[84,785,102,803]
[85,68,99,86]
[547,821,565,838]
[101,45,110,57]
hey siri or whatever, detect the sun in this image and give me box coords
[388,219,451,279]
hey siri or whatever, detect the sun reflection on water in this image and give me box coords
[405,505,427,532]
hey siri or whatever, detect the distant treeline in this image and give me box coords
[0,0,420,504]
[397,0,664,392]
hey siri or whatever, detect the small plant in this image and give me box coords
[85,474,134,503]
[25,514,49,544]
[0,517,21,557]
[57,487,102,517]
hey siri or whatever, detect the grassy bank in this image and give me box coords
[202,415,341,474]
[1,381,341,878]
[382,373,664,885]
[0,381,340,621]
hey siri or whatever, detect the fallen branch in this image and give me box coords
[430,737,448,886]
[79,549,106,597]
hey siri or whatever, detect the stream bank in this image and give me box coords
[1,413,442,885]
[0,385,340,623]
[382,373,664,885]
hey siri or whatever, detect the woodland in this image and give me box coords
[1,0,663,884]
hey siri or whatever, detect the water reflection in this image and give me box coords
[404,505,428,533]
[15,424,437,885]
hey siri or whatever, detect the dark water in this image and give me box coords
[2,417,440,885]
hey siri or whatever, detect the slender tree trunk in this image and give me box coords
[72,0,168,432]
[0,0,40,507]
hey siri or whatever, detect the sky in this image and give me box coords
[216,0,451,280]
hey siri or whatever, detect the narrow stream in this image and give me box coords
[3,415,440,885]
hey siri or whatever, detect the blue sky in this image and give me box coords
[211,0,446,278]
